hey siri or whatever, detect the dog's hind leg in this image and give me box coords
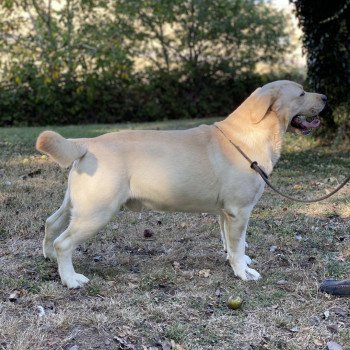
[43,190,71,260]
[53,202,118,288]
[223,207,260,281]
[53,177,129,288]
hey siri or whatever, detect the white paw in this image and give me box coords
[243,267,261,281]
[61,273,90,289]
[235,266,261,281]
[244,255,252,265]
[229,258,261,281]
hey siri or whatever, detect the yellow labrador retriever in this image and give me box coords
[36,80,326,288]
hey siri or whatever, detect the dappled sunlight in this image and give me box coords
[294,198,350,218]
[282,133,322,153]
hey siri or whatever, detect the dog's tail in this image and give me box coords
[36,131,87,167]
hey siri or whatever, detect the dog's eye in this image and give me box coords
[300,92,305,97]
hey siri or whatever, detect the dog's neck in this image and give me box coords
[216,111,286,175]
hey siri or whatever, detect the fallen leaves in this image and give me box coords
[179,222,187,229]
[330,307,348,317]
[8,289,26,302]
[112,331,186,350]
[172,261,181,270]
[20,169,42,180]
[293,184,303,191]
[337,246,350,262]
[314,339,324,346]
[113,335,136,350]
[170,340,186,350]
[143,228,154,238]
[198,269,210,278]
[323,310,330,320]
[113,327,136,350]
[147,340,186,350]
[289,325,299,333]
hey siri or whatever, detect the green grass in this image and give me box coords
[0,118,349,350]
[166,322,188,343]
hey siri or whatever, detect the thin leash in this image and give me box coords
[214,124,350,203]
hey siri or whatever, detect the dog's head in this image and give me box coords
[240,80,327,135]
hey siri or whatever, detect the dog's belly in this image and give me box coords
[124,194,221,214]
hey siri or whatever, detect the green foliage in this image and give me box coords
[291,0,350,143]
[0,0,294,125]
[117,0,290,73]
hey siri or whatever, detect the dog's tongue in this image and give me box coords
[291,116,320,135]
[300,119,320,129]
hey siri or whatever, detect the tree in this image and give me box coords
[115,0,291,77]
[291,0,350,143]
[0,0,132,83]
[0,0,133,124]
[113,0,292,118]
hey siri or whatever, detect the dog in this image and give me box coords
[36,80,326,288]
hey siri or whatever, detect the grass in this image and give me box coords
[0,118,349,350]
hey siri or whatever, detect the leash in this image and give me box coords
[214,124,350,203]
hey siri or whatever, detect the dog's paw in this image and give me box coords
[243,267,261,281]
[61,273,90,289]
[234,266,261,281]
[230,258,261,281]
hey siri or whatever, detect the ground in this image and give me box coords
[0,119,349,350]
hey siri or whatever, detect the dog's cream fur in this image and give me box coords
[36,80,326,288]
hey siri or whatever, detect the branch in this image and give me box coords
[320,0,350,24]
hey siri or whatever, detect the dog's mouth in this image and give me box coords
[290,116,320,135]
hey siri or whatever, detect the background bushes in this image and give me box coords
[0,0,298,126]
[0,69,304,126]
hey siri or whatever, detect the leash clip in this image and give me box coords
[250,161,269,179]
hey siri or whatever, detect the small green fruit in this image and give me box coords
[227,296,243,310]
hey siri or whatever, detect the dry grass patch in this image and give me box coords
[0,120,349,350]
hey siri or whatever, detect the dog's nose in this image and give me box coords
[321,95,327,103]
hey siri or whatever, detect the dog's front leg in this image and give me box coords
[219,213,227,252]
[222,208,261,281]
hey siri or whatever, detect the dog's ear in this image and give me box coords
[236,87,274,124]
[248,88,274,124]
